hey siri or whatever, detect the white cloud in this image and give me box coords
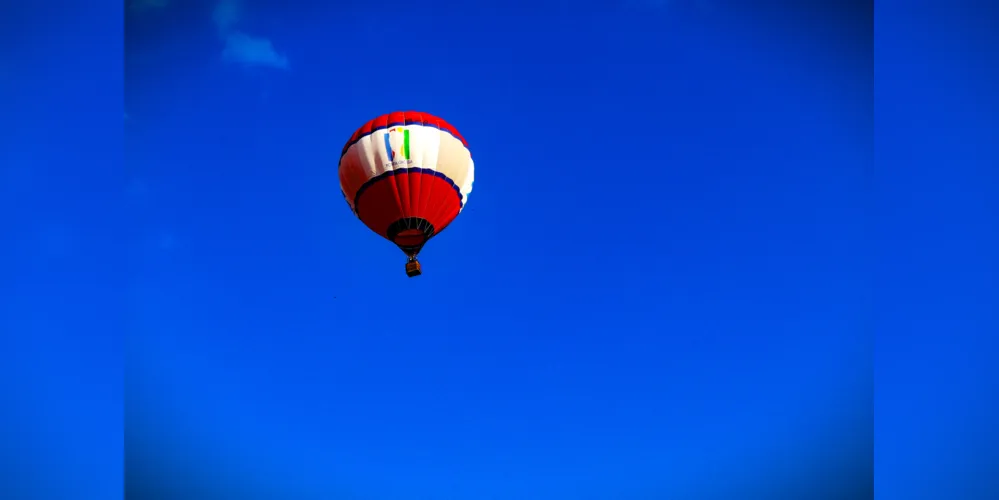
[213,0,288,70]
[222,32,289,70]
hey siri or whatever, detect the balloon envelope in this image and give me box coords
[338,111,474,258]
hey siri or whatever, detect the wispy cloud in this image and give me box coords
[222,32,289,69]
[213,0,289,70]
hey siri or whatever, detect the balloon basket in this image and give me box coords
[405,260,422,278]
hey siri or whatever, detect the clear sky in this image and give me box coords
[20,0,979,499]
[6,1,998,499]
[118,1,873,497]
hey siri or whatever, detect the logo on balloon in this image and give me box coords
[383,127,412,165]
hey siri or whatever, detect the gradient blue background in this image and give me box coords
[1,0,993,499]
[123,2,871,498]
[874,2,999,499]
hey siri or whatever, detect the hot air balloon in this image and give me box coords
[338,111,475,277]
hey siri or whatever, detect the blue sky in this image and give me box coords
[119,1,872,497]
[4,1,997,499]
[873,4,999,499]
[24,0,993,499]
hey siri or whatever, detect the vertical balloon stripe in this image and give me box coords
[382,132,392,161]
